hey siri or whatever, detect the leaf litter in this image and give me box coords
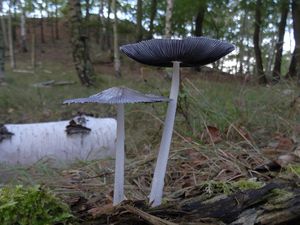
[35,132,299,224]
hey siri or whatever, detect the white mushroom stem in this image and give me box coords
[149,61,180,206]
[113,104,125,205]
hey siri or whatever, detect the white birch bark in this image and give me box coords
[164,0,174,38]
[0,116,117,164]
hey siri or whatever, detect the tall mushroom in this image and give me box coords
[63,87,169,205]
[120,37,235,206]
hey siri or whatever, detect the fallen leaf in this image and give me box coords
[88,203,114,217]
[200,126,222,144]
[275,136,294,151]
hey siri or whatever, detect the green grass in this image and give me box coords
[1,62,300,187]
[1,63,299,145]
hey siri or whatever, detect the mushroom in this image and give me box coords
[63,86,169,205]
[120,37,235,206]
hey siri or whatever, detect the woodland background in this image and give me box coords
[1,1,300,224]
[0,0,300,85]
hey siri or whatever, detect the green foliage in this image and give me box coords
[270,188,294,205]
[0,185,74,225]
[201,181,235,195]
[287,164,300,177]
[201,179,264,196]
[233,179,264,190]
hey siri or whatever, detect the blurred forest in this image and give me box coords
[0,0,299,86]
[2,1,300,224]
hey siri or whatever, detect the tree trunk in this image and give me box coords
[238,10,248,74]
[164,0,174,38]
[0,0,6,79]
[0,0,8,48]
[286,52,296,78]
[0,17,5,81]
[147,0,157,39]
[253,0,267,84]
[55,0,59,40]
[39,5,45,44]
[194,1,206,36]
[31,24,36,69]
[85,0,90,38]
[272,1,289,82]
[50,11,55,43]
[112,0,121,77]
[20,8,28,52]
[0,117,116,165]
[8,0,16,69]
[68,0,95,86]
[106,0,112,51]
[290,0,300,82]
[97,0,105,46]
[136,0,143,41]
[73,181,300,225]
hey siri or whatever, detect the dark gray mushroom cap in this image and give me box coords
[63,87,170,105]
[120,37,235,67]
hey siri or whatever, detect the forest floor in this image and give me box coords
[1,41,300,224]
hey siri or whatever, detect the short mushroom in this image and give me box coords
[63,86,169,205]
[120,37,235,206]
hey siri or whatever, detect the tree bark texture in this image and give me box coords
[0,0,8,48]
[72,181,300,225]
[31,25,36,69]
[0,19,5,81]
[0,0,4,80]
[253,0,267,84]
[272,0,289,82]
[20,8,28,52]
[55,0,60,40]
[136,0,143,41]
[291,0,300,81]
[39,4,45,44]
[112,0,121,77]
[0,117,116,164]
[50,11,55,43]
[238,10,248,74]
[8,0,16,69]
[85,0,90,38]
[286,52,296,78]
[147,0,157,39]
[105,0,112,51]
[165,0,174,38]
[68,0,95,86]
[97,0,105,46]
[194,1,206,36]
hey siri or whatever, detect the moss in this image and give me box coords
[271,188,294,203]
[233,179,264,191]
[201,181,235,196]
[287,164,300,177]
[0,185,75,225]
[199,180,265,198]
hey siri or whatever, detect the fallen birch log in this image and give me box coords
[0,116,116,164]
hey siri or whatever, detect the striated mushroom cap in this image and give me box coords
[120,37,235,67]
[63,87,170,105]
